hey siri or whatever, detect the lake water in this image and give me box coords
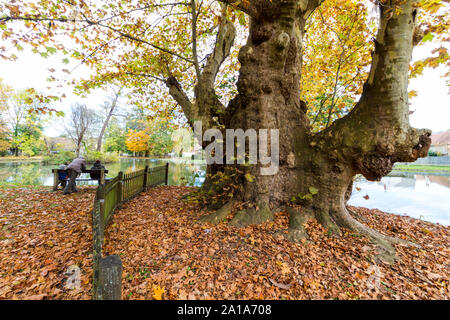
[0,158,206,187]
[349,173,450,226]
[0,158,448,226]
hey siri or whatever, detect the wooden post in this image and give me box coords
[143,165,148,191]
[92,198,103,299]
[98,255,122,300]
[53,169,58,191]
[117,172,123,206]
[93,185,106,300]
[165,163,169,185]
[100,168,105,185]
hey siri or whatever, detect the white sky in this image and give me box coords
[409,45,449,133]
[0,49,108,137]
[0,37,448,137]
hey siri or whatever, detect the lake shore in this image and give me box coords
[392,164,450,174]
[0,156,43,162]
[0,185,448,300]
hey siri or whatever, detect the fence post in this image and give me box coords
[98,255,122,300]
[100,168,105,185]
[165,163,169,185]
[117,171,123,206]
[53,169,58,191]
[92,186,105,300]
[143,165,149,191]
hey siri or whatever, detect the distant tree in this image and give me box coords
[65,103,97,157]
[147,119,175,156]
[172,127,194,157]
[104,117,127,153]
[0,79,12,154]
[125,129,149,156]
[5,91,28,156]
[16,113,45,156]
[1,88,45,156]
[97,87,121,152]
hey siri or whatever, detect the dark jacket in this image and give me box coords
[90,162,105,180]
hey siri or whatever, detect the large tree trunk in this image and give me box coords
[171,0,431,260]
[218,0,312,225]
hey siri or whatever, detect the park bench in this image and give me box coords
[52,168,109,191]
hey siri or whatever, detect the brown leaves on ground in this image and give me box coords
[0,185,96,300]
[103,186,449,300]
[0,185,448,300]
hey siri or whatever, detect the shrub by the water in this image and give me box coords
[84,150,119,164]
[43,151,76,165]
[43,150,119,165]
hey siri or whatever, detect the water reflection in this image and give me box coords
[0,158,206,187]
[349,174,450,226]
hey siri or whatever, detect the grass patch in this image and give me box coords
[392,164,450,173]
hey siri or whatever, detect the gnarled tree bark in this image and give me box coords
[166,0,431,261]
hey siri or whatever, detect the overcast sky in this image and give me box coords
[0,38,448,137]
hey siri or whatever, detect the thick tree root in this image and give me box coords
[347,206,369,223]
[286,201,419,264]
[229,202,273,227]
[199,202,234,224]
[333,204,420,264]
[284,207,312,242]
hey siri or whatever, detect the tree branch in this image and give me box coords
[314,0,431,180]
[191,0,201,78]
[1,11,195,65]
[165,76,193,122]
[217,0,261,18]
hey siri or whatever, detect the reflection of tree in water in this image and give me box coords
[393,177,416,189]
[416,175,450,188]
[111,158,205,186]
[84,158,206,186]
[0,162,46,185]
[169,161,205,187]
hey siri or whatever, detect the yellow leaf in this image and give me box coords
[153,285,164,300]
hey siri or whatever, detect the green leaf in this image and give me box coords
[238,12,246,26]
[46,46,57,54]
[309,187,319,195]
[301,194,313,200]
[422,33,434,42]
[62,58,70,64]
[244,173,254,182]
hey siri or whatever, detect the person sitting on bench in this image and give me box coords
[90,160,106,181]
[57,162,68,189]
[63,156,86,195]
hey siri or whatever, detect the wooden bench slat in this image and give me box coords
[75,178,113,181]
[52,169,109,173]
